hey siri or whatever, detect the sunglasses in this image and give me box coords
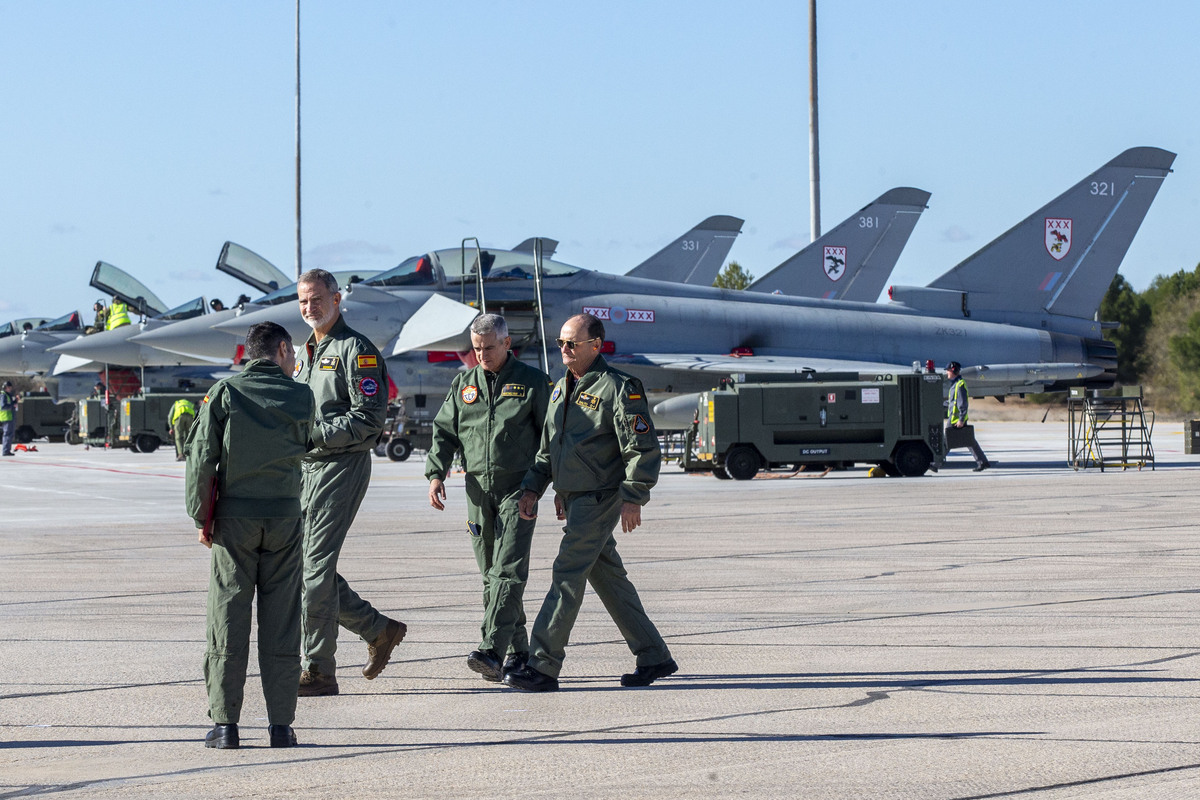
[556,337,600,350]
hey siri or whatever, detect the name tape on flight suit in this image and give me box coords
[319,356,340,371]
[576,392,600,410]
[500,383,526,398]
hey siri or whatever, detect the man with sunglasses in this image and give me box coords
[425,313,552,683]
[506,313,677,692]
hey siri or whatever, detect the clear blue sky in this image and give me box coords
[3,1,1197,321]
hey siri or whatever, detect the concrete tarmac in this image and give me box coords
[2,421,1198,799]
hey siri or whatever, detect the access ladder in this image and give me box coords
[1067,386,1154,471]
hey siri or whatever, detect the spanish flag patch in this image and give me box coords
[356,354,378,369]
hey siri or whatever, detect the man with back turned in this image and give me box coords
[186,321,313,749]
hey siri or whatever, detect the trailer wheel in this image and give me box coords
[386,437,412,462]
[712,465,731,480]
[725,446,760,481]
[15,425,35,444]
[134,434,161,454]
[893,442,931,477]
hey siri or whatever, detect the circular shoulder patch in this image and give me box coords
[359,376,379,396]
[292,360,303,378]
[461,385,479,404]
[550,385,562,403]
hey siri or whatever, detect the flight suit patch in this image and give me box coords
[359,377,379,396]
[292,360,303,378]
[627,392,642,400]
[467,521,482,537]
[500,383,526,398]
[632,414,651,434]
[576,392,600,411]
[550,386,562,403]
[356,354,378,369]
[318,356,340,371]
[462,385,479,404]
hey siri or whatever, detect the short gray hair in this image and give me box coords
[297,268,339,293]
[470,313,509,339]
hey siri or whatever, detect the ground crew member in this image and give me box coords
[945,360,990,471]
[105,297,131,331]
[86,301,108,334]
[169,397,197,462]
[186,321,314,750]
[425,313,552,682]
[1,380,17,457]
[506,313,677,692]
[295,268,406,697]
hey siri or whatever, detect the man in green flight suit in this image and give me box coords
[506,313,677,692]
[186,321,314,750]
[169,397,197,462]
[425,313,552,682]
[295,269,406,697]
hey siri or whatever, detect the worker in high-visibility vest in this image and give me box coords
[106,298,131,331]
[169,398,197,461]
[0,380,18,457]
[945,361,990,472]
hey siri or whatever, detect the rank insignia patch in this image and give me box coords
[550,386,562,403]
[292,360,303,378]
[359,377,379,397]
[500,383,527,398]
[462,385,479,404]
[318,356,340,371]
[576,392,600,410]
[356,354,378,369]
[632,414,650,434]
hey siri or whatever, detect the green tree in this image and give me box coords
[1099,274,1151,383]
[713,261,755,290]
[1142,263,1200,311]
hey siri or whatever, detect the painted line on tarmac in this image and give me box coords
[2,461,181,479]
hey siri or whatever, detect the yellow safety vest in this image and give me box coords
[0,390,15,423]
[170,398,197,427]
[947,377,969,426]
[106,301,131,330]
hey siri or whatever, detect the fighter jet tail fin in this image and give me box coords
[624,215,744,285]
[901,147,1174,332]
[512,238,559,259]
[747,188,930,300]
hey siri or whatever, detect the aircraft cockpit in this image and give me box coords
[153,297,208,322]
[33,311,83,332]
[366,248,579,291]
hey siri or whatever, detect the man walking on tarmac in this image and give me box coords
[295,269,406,697]
[945,360,990,472]
[169,397,197,462]
[506,313,677,692]
[425,313,552,682]
[186,321,313,750]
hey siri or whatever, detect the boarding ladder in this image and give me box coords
[1067,386,1155,471]
[459,237,552,374]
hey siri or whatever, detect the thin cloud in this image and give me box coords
[306,240,395,268]
[941,225,973,243]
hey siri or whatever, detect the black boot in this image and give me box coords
[205,723,239,749]
[269,724,298,748]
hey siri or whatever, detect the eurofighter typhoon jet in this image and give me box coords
[307,149,1173,422]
